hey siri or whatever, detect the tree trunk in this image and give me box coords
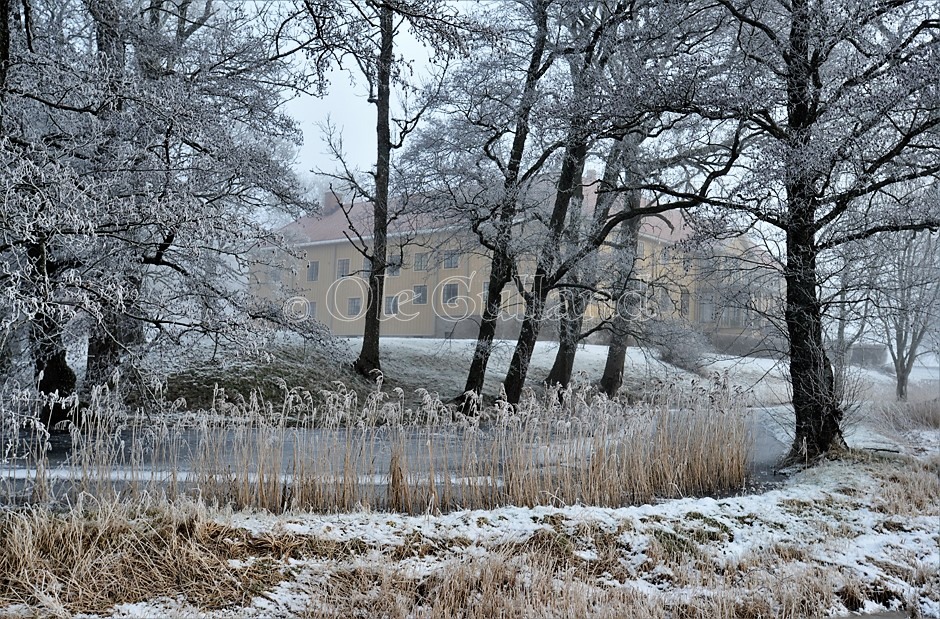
[895,370,908,401]
[0,0,10,94]
[27,242,79,429]
[31,309,78,430]
[503,130,588,404]
[895,336,925,402]
[354,4,393,379]
[503,298,543,405]
[502,4,627,404]
[545,289,586,387]
[82,305,145,400]
[599,217,642,397]
[547,138,630,388]
[459,0,550,407]
[600,328,628,397]
[83,0,140,399]
[782,0,845,463]
[785,227,843,461]
[461,250,512,406]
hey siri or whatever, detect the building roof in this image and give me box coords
[282,182,695,248]
[280,194,446,246]
[638,208,693,244]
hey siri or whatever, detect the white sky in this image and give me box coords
[286,73,375,177]
[285,30,432,180]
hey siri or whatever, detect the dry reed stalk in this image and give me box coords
[0,456,935,617]
[2,377,753,514]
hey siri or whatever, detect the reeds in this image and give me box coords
[2,375,752,514]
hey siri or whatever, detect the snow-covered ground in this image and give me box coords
[3,338,936,618]
[346,337,939,407]
[344,337,690,402]
[65,429,937,619]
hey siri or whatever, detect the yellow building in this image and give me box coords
[252,192,781,352]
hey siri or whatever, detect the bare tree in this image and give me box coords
[394,0,562,410]
[872,225,940,401]
[546,137,629,389]
[655,0,940,461]
[817,239,879,406]
[0,0,316,425]
[500,0,738,404]
[298,0,476,378]
[500,2,633,404]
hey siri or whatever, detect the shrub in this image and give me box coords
[642,319,712,375]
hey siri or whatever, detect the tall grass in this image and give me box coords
[1,376,752,514]
[0,497,283,614]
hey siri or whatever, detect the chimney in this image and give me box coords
[321,190,343,216]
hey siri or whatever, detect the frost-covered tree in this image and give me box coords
[871,222,940,401]
[295,0,478,379]
[499,0,738,404]
[498,0,632,405]
[0,0,315,423]
[405,0,736,405]
[399,0,561,408]
[662,0,940,460]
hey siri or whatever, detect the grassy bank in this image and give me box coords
[3,363,937,618]
[0,453,936,618]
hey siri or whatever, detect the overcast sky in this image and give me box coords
[286,31,431,182]
[287,75,375,177]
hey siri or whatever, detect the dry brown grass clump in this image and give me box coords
[876,385,940,431]
[305,552,670,619]
[874,457,940,515]
[1,455,936,617]
[901,398,940,429]
[0,498,283,615]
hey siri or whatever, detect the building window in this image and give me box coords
[337,258,350,278]
[413,285,428,305]
[385,296,399,316]
[270,267,281,283]
[307,300,317,319]
[443,250,459,269]
[307,261,319,282]
[442,282,459,304]
[347,297,362,317]
[362,257,372,277]
[680,289,690,318]
[637,241,646,261]
[699,293,715,323]
[387,255,402,277]
[414,252,429,271]
[658,288,672,312]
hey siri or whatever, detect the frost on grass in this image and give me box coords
[4,452,936,619]
[229,456,939,619]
